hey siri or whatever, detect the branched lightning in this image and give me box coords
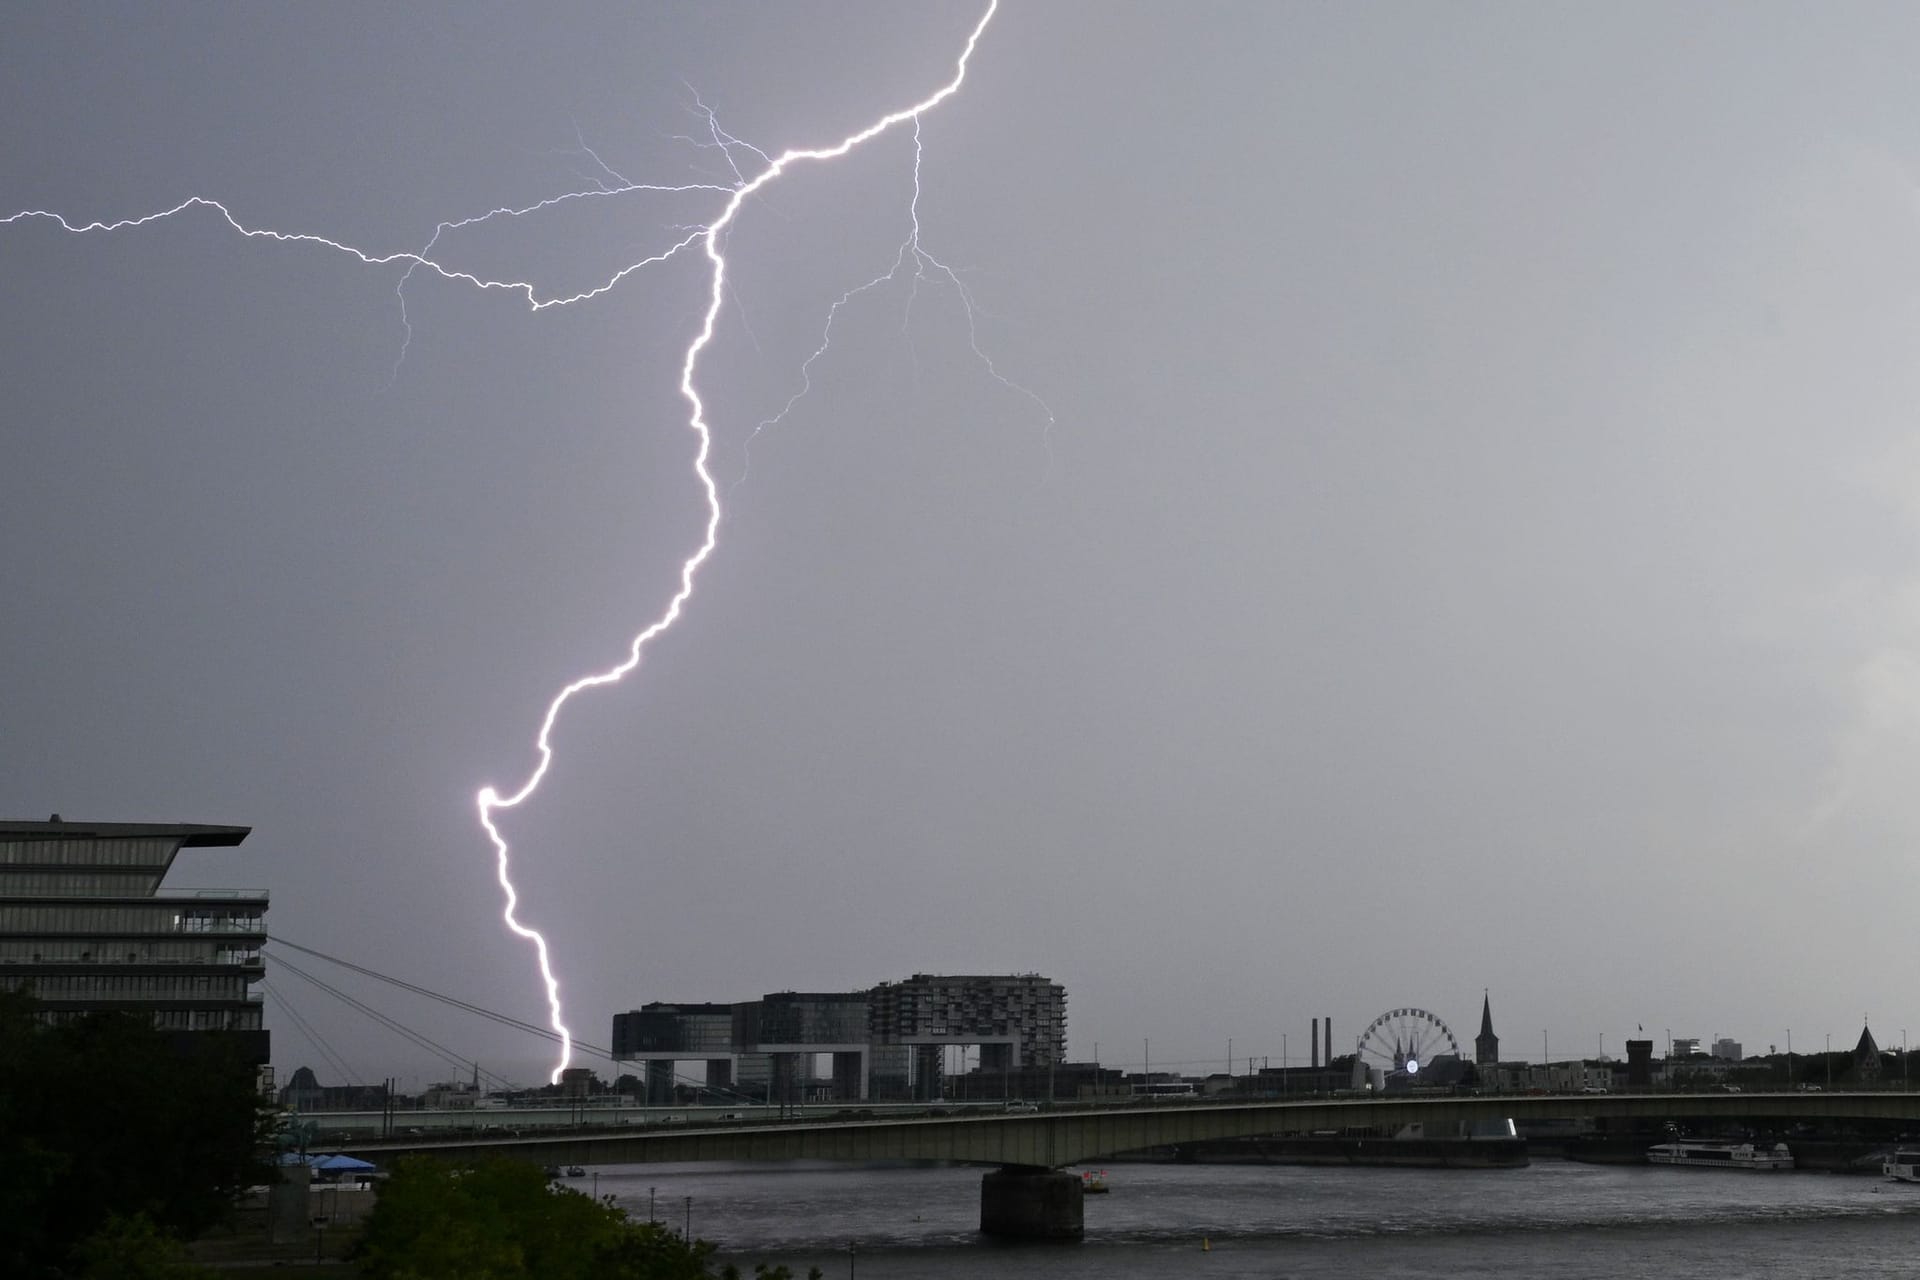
[478,0,1006,1080]
[5,0,1025,1084]
[739,110,1055,489]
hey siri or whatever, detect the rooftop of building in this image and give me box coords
[0,819,251,847]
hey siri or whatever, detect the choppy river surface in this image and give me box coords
[587,1157,1920,1278]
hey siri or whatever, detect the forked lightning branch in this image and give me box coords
[2,1,1032,1082]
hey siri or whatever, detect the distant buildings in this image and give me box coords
[0,818,269,1063]
[613,972,1067,1103]
[1711,1037,1743,1061]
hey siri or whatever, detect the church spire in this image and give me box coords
[1475,989,1500,1065]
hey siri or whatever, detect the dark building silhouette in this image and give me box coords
[1854,1024,1883,1084]
[1475,991,1499,1066]
[278,1065,388,1111]
[1625,1038,1654,1088]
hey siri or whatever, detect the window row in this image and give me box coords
[0,939,261,965]
[3,972,257,1001]
[34,1007,264,1032]
[0,838,175,868]
[0,871,160,897]
[152,1008,265,1032]
[0,904,265,934]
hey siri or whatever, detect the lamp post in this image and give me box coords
[684,1195,692,1241]
[649,1186,656,1225]
[1827,1034,1832,1092]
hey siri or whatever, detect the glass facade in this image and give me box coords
[0,821,268,1060]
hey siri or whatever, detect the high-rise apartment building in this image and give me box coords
[868,973,1067,1068]
[0,818,269,1062]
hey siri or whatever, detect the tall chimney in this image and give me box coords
[1310,1020,1319,1069]
[1325,1017,1332,1063]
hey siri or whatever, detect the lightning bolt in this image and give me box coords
[480,0,1008,1080]
[740,111,1054,489]
[4,0,1018,1084]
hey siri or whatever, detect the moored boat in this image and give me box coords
[1884,1149,1920,1182]
[1647,1140,1793,1171]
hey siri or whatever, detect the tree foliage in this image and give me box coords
[0,992,270,1277]
[66,1213,214,1280]
[356,1158,818,1280]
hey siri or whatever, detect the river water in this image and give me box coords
[587,1158,1920,1278]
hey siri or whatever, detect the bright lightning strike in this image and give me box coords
[4,0,1024,1084]
[479,0,1008,1081]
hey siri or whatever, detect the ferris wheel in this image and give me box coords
[1356,1007,1461,1079]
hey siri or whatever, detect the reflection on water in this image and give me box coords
[581,1158,1920,1279]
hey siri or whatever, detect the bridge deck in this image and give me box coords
[337,1092,1920,1170]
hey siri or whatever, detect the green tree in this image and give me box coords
[67,1213,214,1280]
[0,992,271,1276]
[357,1157,711,1280]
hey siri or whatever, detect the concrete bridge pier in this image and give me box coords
[979,1166,1083,1241]
[831,1051,863,1101]
[645,1060,674,1106]
[913,1045,944,1101]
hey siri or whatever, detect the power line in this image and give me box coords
[261,978,360,1086]
[267,934,620,1064]
[270,951,519,1091]
[264,934,766,1104]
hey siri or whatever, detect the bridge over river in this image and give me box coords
[335,1091,1920,1239]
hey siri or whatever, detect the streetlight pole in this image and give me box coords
[649,1186,656,1225]
[684,1195,692,1241]
[1827,1034,1832,1091]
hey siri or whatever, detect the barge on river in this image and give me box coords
[1647,1140,1794,1171]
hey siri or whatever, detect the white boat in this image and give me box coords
[1883,1150,1920,1182]
[1647,1140,1793,1171]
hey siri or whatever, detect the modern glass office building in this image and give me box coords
[0,818,269,1062]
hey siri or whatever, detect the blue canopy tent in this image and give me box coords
[310,1154,376,1172]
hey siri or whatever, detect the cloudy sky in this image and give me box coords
[7,1,1920,1086]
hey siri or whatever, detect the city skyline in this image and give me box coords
[7,3,1920,1086]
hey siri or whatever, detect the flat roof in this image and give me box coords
[0,820,251,848]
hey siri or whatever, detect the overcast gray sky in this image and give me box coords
[7,1,1920,1087]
